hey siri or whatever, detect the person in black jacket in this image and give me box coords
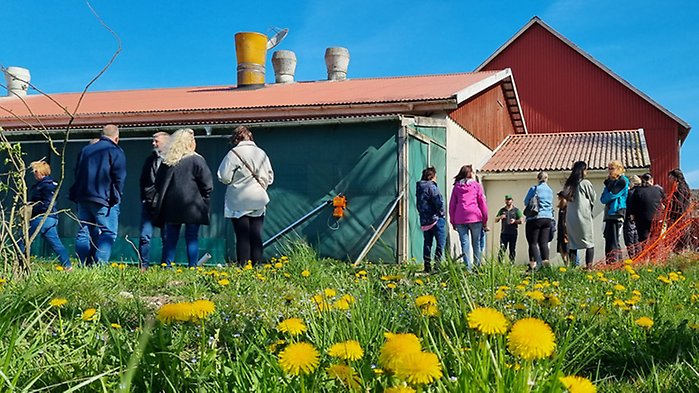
[415,167,445,273]
[153,129,213,267]
[627,173,664,243]
[69,124,126,265]
[138,131,170,269]
[19,161,71,269]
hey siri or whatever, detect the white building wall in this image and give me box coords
[481,170,645,266]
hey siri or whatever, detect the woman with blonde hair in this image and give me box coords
[153,128,213,267]
[218,126,273,266]
[600,160,629,264]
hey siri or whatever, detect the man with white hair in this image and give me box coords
[138,131,170,269]
[69,124,126,265]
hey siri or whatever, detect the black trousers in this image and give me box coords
[525,218,551,263]
[232,215,264,266]
[604,220,623,263]
[499,233,518,262]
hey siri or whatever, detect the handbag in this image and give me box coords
[230,149,270,205]
[523,187,540,218]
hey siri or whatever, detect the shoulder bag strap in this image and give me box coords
[231,148,265,188]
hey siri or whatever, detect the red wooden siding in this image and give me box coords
[448,84,516,150]
[481,22,684,188]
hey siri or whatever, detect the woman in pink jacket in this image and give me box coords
[449,165,489,271]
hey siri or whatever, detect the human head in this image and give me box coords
[421,166,436,181]
[454,164,474,182]
[607,160,624,179]
[163,128,196,166]
[102,124,119,144]
[571,161,587,178]
[504,194,513,207]
[537,171,548,183]
[669,168,685,184]
[630,175,641,188]
[31,161,51,180]
[641,172,654,186]
[230,126,254,146]
[152,131,170,153]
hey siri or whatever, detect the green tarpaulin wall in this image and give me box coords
[5,119,446,264]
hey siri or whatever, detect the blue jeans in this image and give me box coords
[139,203,165,267]
[422,217,446,271]
[456,222,483,271]
[19,216,71,267]
[162,223,200,267]
[76,202,119,265]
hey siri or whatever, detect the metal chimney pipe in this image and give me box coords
[4,66,31,97]
[324,47,349,81]
[272,50,296,83]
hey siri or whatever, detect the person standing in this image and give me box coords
[600,160,629,264]
[153,129,213,267]
[623,175,641,257]
[523,171,554,271]
[69,124,126,265]
[667,168,691,251]
[415,167,445,273]
[217,126,274,266]
[627,173,664,243]
[449,164,489,272]
[19,161,71,269]
[138,131,170,269]
[495,195,523,262]
[562,161,596,268]
[555,191,574,266]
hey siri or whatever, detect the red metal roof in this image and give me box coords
[0,72,502,127]
[480,129,651,173]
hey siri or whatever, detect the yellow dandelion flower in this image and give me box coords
[81,308,97,321]
[49,298,68,308]
[495,290,507,300]
[189,300,215,321]
[467,307,509,335]
[635,316,654,329]
[631,274,640,280]
[312,293,325,304]
[421,304,439,317]
[415,279,424,285]
[333,298,351,310]
[111,323,122,329]
[157,303,189,323]
[328,340,364,361]
[559,375,597,393]
[658,275,671,284]
[274,262,283,269]
[317,301,332,313]
[341,294,355,304]
[324,288,337,298]
[277,318,307,336]
[614,284,626,291]
[415,295,437,308]
[111,262,119,268]
[263,263,272,269]
[691,294,699,304]
[387,283,397,289]
[327,364,361,390]
[507,318,556,360]
[301,270,311,277]
[586,274,594,280]
[385,386,415,393]
[559,267,567,272]
[534,283,544,289]
[218,278,230,286]
[552,281,559,287]
[521,279,530,285]
[526,290,546,302]
[278,342,320,376]
[669,272,680,281]
[393,351,443,385]
[55,265,64,271]
[605,291,613,296]
[379,333,422,371]
[545,294,561,307]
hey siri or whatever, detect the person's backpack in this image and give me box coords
[524,187,540,218]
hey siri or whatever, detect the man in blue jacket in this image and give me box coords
[69,124,126,265]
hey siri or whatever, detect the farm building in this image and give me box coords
[0,67,525,264]
[476,17,691,190]
[479,129,651,264]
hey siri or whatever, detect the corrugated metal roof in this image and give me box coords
[0,72,499,120]
[480,129,651,173]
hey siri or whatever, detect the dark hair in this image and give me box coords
[562,161,587,201]
[421,167,436,181]
[230,126,254,146]
[454,165,473,182]
[640,172,653,187]
[669,168,690,196]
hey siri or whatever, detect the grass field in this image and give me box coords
[1,244,698,392]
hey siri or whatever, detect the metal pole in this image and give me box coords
[263,200,332,248]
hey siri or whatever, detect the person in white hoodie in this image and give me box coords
[217,126,274,266]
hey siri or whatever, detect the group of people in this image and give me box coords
[416,161,691,273]
[21,124,273,270]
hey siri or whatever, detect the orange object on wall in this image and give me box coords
[333,194,347,218]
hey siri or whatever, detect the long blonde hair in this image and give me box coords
[607,160,625,179]
[163,128,196,166]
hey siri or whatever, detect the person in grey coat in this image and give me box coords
[562,161,596,268]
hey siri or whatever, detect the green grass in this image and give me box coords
[1,244,698,392]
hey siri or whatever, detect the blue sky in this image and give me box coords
[2,1,697,185]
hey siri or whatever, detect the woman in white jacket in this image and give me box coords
[217,126,274,266]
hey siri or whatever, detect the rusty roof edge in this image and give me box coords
[475,16,691,132]
[477,134,514,171]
